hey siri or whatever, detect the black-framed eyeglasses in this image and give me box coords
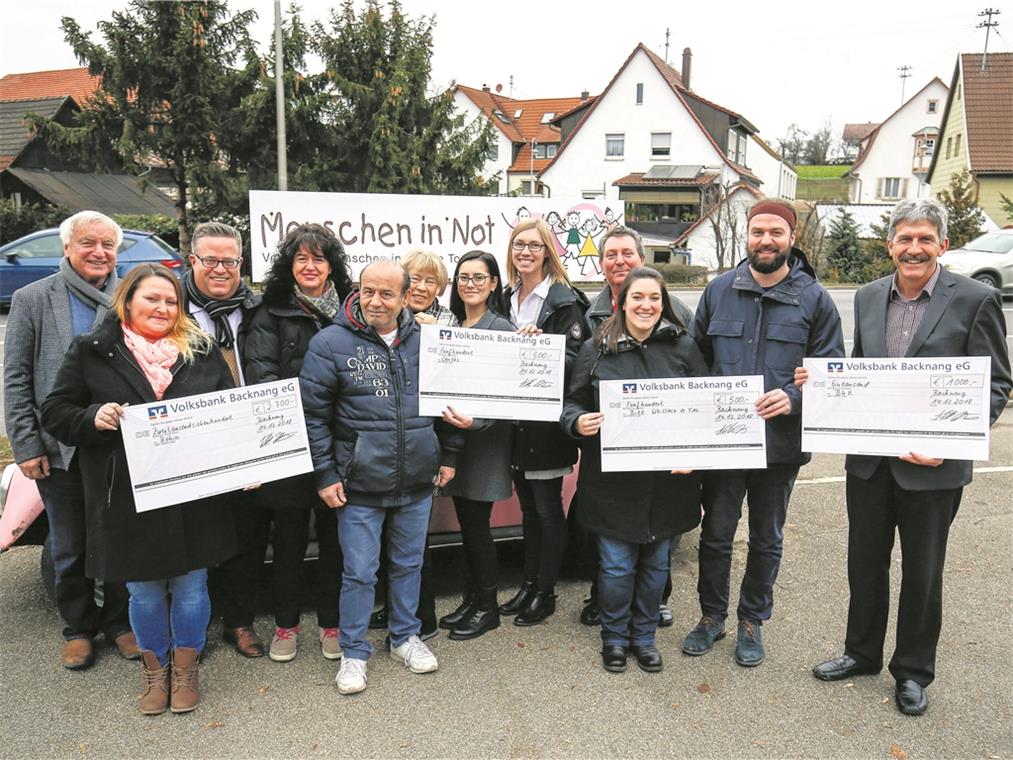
[455,274,491,286]
[511,240,545,253]
[192,254,242,270]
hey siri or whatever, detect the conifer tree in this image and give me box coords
[936,169,985,249]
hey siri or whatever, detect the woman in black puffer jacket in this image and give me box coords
[243,224,353,663]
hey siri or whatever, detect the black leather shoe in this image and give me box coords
[580,599,600,626]
[631,644,663,673]
[513,591,556,626]
[439,593,477,630]
[812,654,880,682]
[601,645,628,672]
[499,580,537,616]
[895,680,928,716]
[449,606,500,640]
[368,607,388,630]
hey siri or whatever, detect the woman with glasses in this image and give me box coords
[561,267,706,673]
[436,250,516,640]
[499,219,589,626]
[243,224,353,663]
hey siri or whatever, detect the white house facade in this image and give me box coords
[749,135,797,200]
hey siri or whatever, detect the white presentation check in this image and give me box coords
[801,356,991,460]
[418,324,565,421]
[599,375,766,472]
[120,379,313,512]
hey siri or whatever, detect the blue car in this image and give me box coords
[0,228,184,307]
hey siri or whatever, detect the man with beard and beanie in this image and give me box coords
[682,199,844,667]
[182,221,264,657]
[4,211,137,669]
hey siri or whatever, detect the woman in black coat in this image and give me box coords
[499,218,589,626]
[41,264,237,715]
[561,267,707,675]
[243,224,352,663]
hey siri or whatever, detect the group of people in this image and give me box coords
[4,197,1008,718]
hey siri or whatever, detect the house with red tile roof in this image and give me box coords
[928,52,1013,227]
[841,122,880,162]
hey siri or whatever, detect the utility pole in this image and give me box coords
[897,65,912,104]
[978,8,1001,70]
[663,28,671,63]
[274,0,287,191]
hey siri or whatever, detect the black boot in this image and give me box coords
[499,580,537,616]
[449,588,500,640]
[439,591,478,630]
[513,589,557,626]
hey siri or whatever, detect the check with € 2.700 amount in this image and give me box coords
[120,379,313,512]
[418,324,565,421]
[598,375,766,472]
[801,356,992,460]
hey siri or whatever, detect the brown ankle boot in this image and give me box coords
[139,651,169,715]
[170,648,200,713]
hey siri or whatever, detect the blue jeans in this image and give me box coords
[697,465,799,623]
[597,535,671,648]
[337,496,432,661]
[126,569,210,667]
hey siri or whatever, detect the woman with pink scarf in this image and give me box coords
[42,264,237,716]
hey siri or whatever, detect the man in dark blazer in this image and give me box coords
[811,199,1012,716]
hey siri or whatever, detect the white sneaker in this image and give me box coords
[389,635,439,674]
[335,657,368,695]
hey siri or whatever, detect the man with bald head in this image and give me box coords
[300,258,462,695]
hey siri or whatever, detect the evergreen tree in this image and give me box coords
[824,208,864,283]
[999,192,1013,225]
[862,211,895,281]
[936,169,985,249]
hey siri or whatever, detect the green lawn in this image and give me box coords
[796,165,850,179]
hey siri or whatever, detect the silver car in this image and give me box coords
[941,229,1013,297]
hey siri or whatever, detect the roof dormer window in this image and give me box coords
[513,109,523,118]
[540,113,555,124]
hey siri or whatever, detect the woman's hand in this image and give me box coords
[94,402,128,431]
[434,466,456,488]
[517,324,542,337]
[793,367,809,387]
[442,406,474,429]
[576,412,604,436]
[414,312,437,326]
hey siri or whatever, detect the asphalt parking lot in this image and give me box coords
[2,409,1011,760]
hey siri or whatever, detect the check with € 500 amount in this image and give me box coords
[119,379,313,512]
[598,375,767,472]
[801,356,992,460]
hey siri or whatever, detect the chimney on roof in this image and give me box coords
[481,84,490,92]
[682,48,692,91]
[580,89,589,101]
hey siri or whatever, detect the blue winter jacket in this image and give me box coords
[690,251,845,464]
[300,291,462,507]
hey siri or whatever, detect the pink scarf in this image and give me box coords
[122,325,180,400]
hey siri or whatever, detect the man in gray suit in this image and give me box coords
[811,199,1012,716]
[3,210,136,669]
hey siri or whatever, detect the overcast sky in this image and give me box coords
[3,0,1011,145]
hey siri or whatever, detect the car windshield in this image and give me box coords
[960,233,1013,254]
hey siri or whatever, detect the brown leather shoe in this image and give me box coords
[170,647,200,713]
[223,626,265,658]
[62,638,95,670]
[113,632,141,660]
[138,651,169,715]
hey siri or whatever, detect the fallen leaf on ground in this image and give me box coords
[516,642,526,648]
[844,682,855,688]
[881,697,890,704]
[753,739,767,747]
[207,721,225,729]
[889,743,908,760]
[697,683,712,694]
[258,686,270,695]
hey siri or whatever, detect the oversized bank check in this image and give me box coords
[120,379,313,512]
[599,375,766,472]
[801,356,991,460]
[418,324,564,421]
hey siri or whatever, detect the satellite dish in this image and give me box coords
[495,83,503,93]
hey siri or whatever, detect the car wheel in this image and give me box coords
[973,272,1000,290]
[40,534,56,604]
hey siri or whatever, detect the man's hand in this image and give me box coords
[517,324,542,337]
[576,412,604,436]
[441,406,474,429]
[434,466,456,488]
[755,389,791,419]
[94,402,127,431]
[793,367,809,387]
[899,452,944,467]
[318,482,347,509]
[18,455,50,480]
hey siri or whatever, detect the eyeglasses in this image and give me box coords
[192,255,242,270]
[511,240,545,253]
[409,274,441,288]
[455,274,491,286]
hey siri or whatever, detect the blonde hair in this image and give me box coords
[402,249,449,296]
[506,218,572,287]
[114,265,213,364]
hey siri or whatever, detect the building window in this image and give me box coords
[532,143,558,160]
[651,132,671,157]
[520,180,533,195]
[927,100,938,114]
[540,112,556,124]
[945,137,952,158]
[513,109,523,119]
[954,134,961,156]
[923,138,935,156]
[956,83,961,100]
[882,177,902,198]
[606,133,625,158]
[636,83,644,105]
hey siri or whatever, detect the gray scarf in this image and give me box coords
[59,257,117,326]
[294,281,342,321]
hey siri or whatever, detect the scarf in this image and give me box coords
[59,257,117,326]
[122,324,180,400]
[183,270,250,348]
[293,280,341,321]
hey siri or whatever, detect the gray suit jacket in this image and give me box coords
[845,267,1012,491]
[3,274,81,468]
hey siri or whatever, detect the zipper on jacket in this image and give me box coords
[387,341,405,496]
[105,454,116,509]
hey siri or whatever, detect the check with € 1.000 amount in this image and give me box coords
[598,375,766,472]
[418,324,565,421]
[119,379,313,512]
[801,356,992,460]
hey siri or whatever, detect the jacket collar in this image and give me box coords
[87,313,182,403]
[339,290,417,345]
[730,256,814,305]
[587,286,615,320]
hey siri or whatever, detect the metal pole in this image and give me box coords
[274,0,288,191]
